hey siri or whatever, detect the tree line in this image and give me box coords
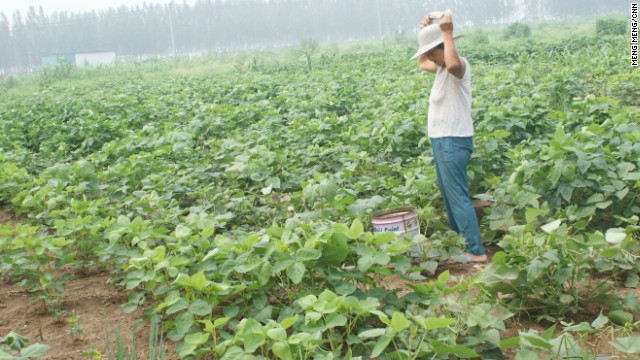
[0,0,626,74]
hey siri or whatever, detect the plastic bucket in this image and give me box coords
[371,206,420,238]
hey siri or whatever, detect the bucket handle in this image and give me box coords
[404,216,418,227]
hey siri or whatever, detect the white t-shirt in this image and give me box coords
[427,57,473,138]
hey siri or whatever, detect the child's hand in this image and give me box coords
[420,15,433,28]
[439,10,454,34]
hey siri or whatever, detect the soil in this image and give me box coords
[0,267,179,359]
[1,208,638,359]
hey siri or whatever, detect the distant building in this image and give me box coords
[41,51,116,68]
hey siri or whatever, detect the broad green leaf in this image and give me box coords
[372,252,390,265]
[280,315,299,330]
[378,314,390,326]
[175,312,194,337]
[296,248,322,262]
[244,333,265,353]
[595,200,612,209]
[526,259,545,281]
[235,260,262,274]
[591,313,609,329]
[348,218,364,239]
[305,311,322,323]
[288,332,312,345]
[166,298,189,315]
[372,231,394,246]
[184,332,209,345]
[190,271,210,291]
[541,219,561,233]
[358,328,385,339]
[625,274,639,288]
[175,224,191,239]
[325,313,347,329]
[243,319,265,353]
[430,340,479,358]
[357,255,373,272]
[257,262,272,285]
[371,333,393,357]
[423,317,456,330]
[221,346,246,360]
[334,281,357,296]
[521,333,553,350]
[271,342,293,360]
[493,129,510,139]
[347,196,386,218]
[189,299,213,316]
[570,205,596,219]
[525,208,545,224]
[600,247,620,258]
[19,344,51,357]
[202,248,220,262]
[479,264,519,285]
[173,271,210,291]
[500,336,520,349]
[318,179,337,202]
[213,317,231,328]
[117,215,131,227]
[610,336,640,353]
[286,262,305,284]
[617,187,630,200]
[51,237,68,247]
[296,295,317,310]
[320,233,349,265]
[267,328,288,342]
[559,294,574,305]
[390,312,410,333]
[586,193,605,204]
[623,291,640,312]
[515,349,540,360]
[198,319,214,333]
[178,342,198,357]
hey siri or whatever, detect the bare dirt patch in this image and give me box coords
[0,268,179,359]
[0,207,17,226]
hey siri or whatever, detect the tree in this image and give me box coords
[0,13,11,72]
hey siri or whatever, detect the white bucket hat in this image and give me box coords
[410,24,463,60]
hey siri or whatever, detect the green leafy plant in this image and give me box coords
[0,332,50,359]
[67,311,86,339]
[504,22,531,40]
[0,22,638,358]
[596,18,627,36]
[480,222,619,321]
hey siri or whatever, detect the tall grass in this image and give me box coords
[105,317,166,360]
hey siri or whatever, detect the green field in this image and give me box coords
[1,19,639,359]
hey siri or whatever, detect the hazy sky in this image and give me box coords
[0,0,196,18]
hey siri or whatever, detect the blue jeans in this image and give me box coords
[431,137,485,255]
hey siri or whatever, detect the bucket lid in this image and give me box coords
[371,206,416,219]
